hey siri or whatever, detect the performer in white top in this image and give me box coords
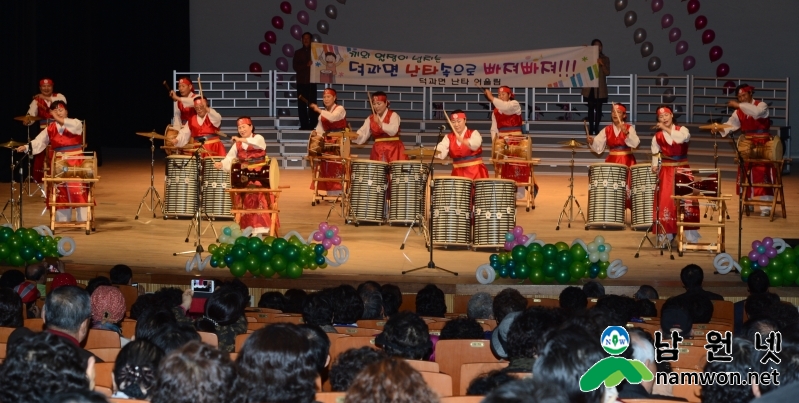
[169,77,198,127]
[435,110,489,180]
[26,78,67,184]
[486,86,528,199]
[354,91,406,163]
[309,88,348,196]
[173,97,226,157]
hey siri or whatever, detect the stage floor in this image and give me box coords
[2,148,797,298]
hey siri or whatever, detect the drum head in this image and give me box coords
[269,158,280,190]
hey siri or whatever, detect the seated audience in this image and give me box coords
[346,357,439,403]
[594,294,636,325]
[51,273,78,290]
[135,308,178,341]
[634,284,660,301]
[492,288,527,324]
[14,280,41,318]
[504,307,563,372]
[300,324,332,377]
[302,289,337,333]
[85,276,112,295]
[660,304,694,336]
[701,338,764,403]
[148,322,201,354]
[112,339,164,399]
[439,317,484,340]
[25,261,51,298]
[416,284,446,318]
[735,269,770,333]
[333,284,364,326]
[467,292,493,320]
[668,292,714,324]
[532,327,606,403]
[358,281,384,320]
[375,311,432,361]
[559,286,588,315]
[150,341,240,403]
[0,287,23,327]
[283,288,308,314]
[583,280,605,298]
[109,264,133,286]
[380,283,403,317]
[632,298,658,319]
[329,347,388,392]
[491,311,521,360]
[0,269,25,290]
[90,285,127,334]
[176,288,247,352]
[466,369,517,396]
[616,328,686,401]
[676,263,724,301]
[257,291,287,311]
[482,379,570,403]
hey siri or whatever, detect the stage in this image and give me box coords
[2,148,797,301]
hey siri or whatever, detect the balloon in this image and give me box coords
[317,20,329,34]
[766,247,779,259]
[508,267,519,280]
[757,245,767,254]
[716,63,730,78]
[229,261,247,277]
[589,252,600,263]
[331,236,342,246]
[330,226,339,235]
[740,256,752,269]
[527,251,544,269]
[748,250,760,261]
[651,0,663,13]
[683,56,696,71]
[310,34,321,43]
[640,42,653,57]
[569,263,584,280]
[768,271,783,287]
[276,57,289,72]
[282,44,295,57]
[758,255,770,267]
[614,0,627,12]
[661,14,674,29]
[337,0,346,4]
[555,269,571,284]
[648,57,662,72]
[764,237,774,247]
[498,267,509,279]
[784,264,799,284]
[740,266,753,282]
[753,240,763,249]
[280,1,292,14]
[322,239,333,249]
[687,0,700,15]
[285,263,303,279]
[587,242,598,253]
[570,245,586,261]
[675,40,689,55]
[780,248,796,264]
[512,226,524,237]
[702,29,715,44]
[695,15,708,30]
[529,268,544,284]
[543,261,558,278]
[512,245,527,262]
[313,232,324,242]
[298,10,310,25]
[633,28,647,44]
[325,4,338,19]
[557,250,573,267]
[598,268,608,279]
[272,16,284,30]
[258,41,272,56]
[597,244,606,253]
[624,11,637,27]
[305,0,317,10]
[543,244,558,261]
[249,62,262,74]
[290,24,303,40]
[656,73,669,86]
[554,242,569,252]
[594,236,605,245]
[669,27,681,43]
[247,237,263,253]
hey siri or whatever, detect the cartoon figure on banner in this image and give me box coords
[314,45,345,83]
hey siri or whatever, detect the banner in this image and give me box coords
[310,43,599,88]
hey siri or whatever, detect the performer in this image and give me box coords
[16,101,89,222]
[354,91,407,163]
[485,86,529,199]
[435,110,489,180]
[650,106,700,245]
[581,39,610,135]
[169,77,198,127]
[214,117,277,235]
[293,32,318,130]
[25,78,67,184]
[713,84,774,216]
[173,97,226,157]
[309,88,347,197]
[587,103,640,207]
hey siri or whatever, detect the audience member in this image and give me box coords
[51,272,78,290]
[467,292,493,321]
[0,287,23,327]
[701,338,763,403]
[594,294,636,326]
[559,286,588,314]
[283,288,308,314]
[14,280,41,318]
[660,304,694,336]
[416,284,446,318]
[257,291,287,311]
[85,276,112,296]
[346,357,440,403]
[25,261,50,297]
[616,328,685,401]
[632,298,658,319]
[758,341,799,395]
[150,340,241,403]
[381,283,403,317]
[482,378,570,403]
[109,264,133,286]
[332,284,364,325]
[533,327,606,403]
[677,264,723,300]
[504,307,563,372]
[360,285,384,320]
[181,288,247,352]
[0,269,25,289]
[357,280,381,294]
[490,311,521,359]
[745,292,782,322]
[234,324,317,403]
[217,278,251,313]
[90,285,126,334]
[439,317,485,340]
[112,339,164,399]
[300,324,332,376]
[735,269,770,332]
[492,288,527,324]
[741,317,779,344]
[148,322,201,354]
[671,292,714,324]
[329,347,388,392]
[583,280,605,298]
[135,308,178,341]
[302,289,337,332]
[375,311,432,360]
[634,284,660,301]
[466,369,516,396]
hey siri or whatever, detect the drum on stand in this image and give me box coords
[349,159,388,223]
[473,179,516,248]
[164,155,198,217]
[163,125,180,155]
[630,164,656,231]
[431,176,472,247]
[388,161,428,225]
[202,157,232,219]
[737,134,782,161]
[586,163,628,229]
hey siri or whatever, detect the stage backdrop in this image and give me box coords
[309,43,598,88]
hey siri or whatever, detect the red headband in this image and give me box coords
[194,97,206,105]
[657,106,672,115]
[324,88,337,96]
[179,78,195,91]
[373,94,387,102]
[237,117,252,125]
[450,112,467,121]
[613,104,627,113]
[498,86,514,98]
[39,78,53,86]
[738,85,754,95]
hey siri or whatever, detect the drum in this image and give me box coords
[630,164,656,231]
[231,158,280,189]
[432,176,473,246]
[587,163,628,229]
[308,131,351,159]
[164,125,180,155]
[164,155,198,217]
[737,134,782,161]
[473,179,516,247]
[349,160,388,223]
[202,157,232,218]
[388,161,428,225]
[674,168,719,197]
[52,152,96,179]
[492,135,532,161]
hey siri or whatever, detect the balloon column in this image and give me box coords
[192,223,350,279]
[737,237,799,287]
[0,225,75,266]
[475,228,627,285]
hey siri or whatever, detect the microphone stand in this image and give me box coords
[402,125,457,276]
[726,129,747,269]
[173,138,219,257]
[634,154,674,259]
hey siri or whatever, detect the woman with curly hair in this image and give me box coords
[112,339,164,399]
[346,357,439,403]
[149,340,242,403]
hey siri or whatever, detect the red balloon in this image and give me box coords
[709,45,723,62]
[264,31,277,44]
[716,63,730,78]
[702,29,716,44]
[661,14,674,29]
[723,80,736,95]
[258,42,271,56]
[651,0,663,13]
[272,16,284,30]
[280,1,292,14]
[249,62,263,77]
[695,15,708,30]
[668,27,681,43]
[687,0,700,14]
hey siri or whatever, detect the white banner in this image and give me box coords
[310,43,599,88]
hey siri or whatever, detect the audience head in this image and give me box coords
[113,339,164,399]
[380,284,403,317]
[90,285,126,326]
[633,298,658,318]
[680,264,704,290]
[376,311,432,360]
[559,286,588,313]
[109,264,133,285]
[44,285,91,340]
[346,357,439,403]
[660,305,693,335]
[51,273,77,290]
[302,290,334,328]
[759,341,799,395]
[745,292,781,321]
[491,311,521,359]
[300,324,331,374]
[701,339,761,403]
[357,280,381,294]
[14,281,40,313]
[533,329,606,403]
[582,281,605,298]
[0,269,25,289]
[197,288,244,333]
[634,285,659,300]
[148,323,201,354]
[25,261,48,283]
[618,328,656,394]
[360,286,384,320]
[85,276,112,295]
[673,292,714,324]
[482,378,569,403]
[506,307,563,360]
[466,369,516,396]
[416,284,446,318]
[0,287,23,327]
[129,294,156,321]
[153,287,184,309]
[150,341,239,403]
[217,278,250,313]
[283,288,307,314]
[741,318,779,347]
[467,292,493,320]
[439,317,485,340]
[747,269,770,294]
[257,291,286,311]
[493,288,527,324]
[235,323,317,403]
[330,347,388,392]
[594,294,636,326]
[332,284,364,324]
[135,308,178,341]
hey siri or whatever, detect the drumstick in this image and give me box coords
[162,81,172,92]
[297,94,310,105]
[442,111,456,134]
[197,75,204,100]
[611,104,629,135]
[583,120,591,141]
[366,91,377,116]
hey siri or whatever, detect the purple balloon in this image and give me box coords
[758,255,770,267]
[519,235,529,244]
[749,250,760,261]
[313,231,324,241]
[661,14,674,29]
[504,241,513,251]
[322,239,333,250]
[702,29,716,44]
[675,41,689,55]
[318,222,329,231]
[716,63,730,78]
[272,16,284,30]
[264,31,277,44]
[651,0,663,13]
[683,55,696,71]
[695,15,708,30]
[297,10,310,25]
[763,237,774,247]
[330,225,339,235]
[258,42,271,56]
[290,24,303,40]
[276,57,289,72]
[312,34,322,43]
[282,44,295,57]
[687,0,700,15]
[709,45,723,62]
[317,19,329,34]
[668,27,681,43]
[331,236,341,246]
[512,226,524,236]
[766,247,778,259]
[305,0,317,11]
[753,240,762,249]
[280,1,292,14]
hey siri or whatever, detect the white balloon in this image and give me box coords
[599,252,609,262]
[571,238,588,252]
[475,264,496,284]
[242,226,254,237]
[607,259,628,278]
[713,253,741,275]
[587,242,598,252]
[604,243,612,253]
[594,235,605,245]
[523,233,538,247]
[589,252,600,263]
[57,237,76,256]
[772,238,787,254]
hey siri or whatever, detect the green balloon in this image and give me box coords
[272,238,288,254]
[258,245,273,263]
[554,241,570,252]
[231,245,248,261]
[229,261,247,277]
[285,262,303,279]
[516,263,531,279]
[0,227,12,242]
[767,258,783,273]
[7,235,22,250]
[19,246,34,261]
[217,259,227,269]
[779,247,796,264]
[555,269,571,284]
[528,243,542,253]
[740,266,753,282]
[8,253,24,266]
[262,236,276,245]
[543,261,558,278]
[246,237,263,253]
[529,268,544,284]
[234,236,249,246]
[599,261,610,270]
[498,253,510,265]
[782,264,799,284]
[557,250,573,268]
[0,244,9,260]
[739,256,752,270]
[285,245,300,262]
[210,257,219,268]
[542,244,557,261]
[208,244,219,254]
[512,245,527,262]
[246,255,260,274]
[768,271,783,287]
[260,262,276,278]
[570,244,587,261]
[271,254,287,272]
[569,262,584,279]
[526,251,544,269]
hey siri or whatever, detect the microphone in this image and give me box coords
[438,125,447,131]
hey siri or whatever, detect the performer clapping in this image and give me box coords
[173,97,226,157]
[169,77,198,127]
[26,78,67,184]
[485,86,528,199]
[435,110,488,180]
[354,91,407,163]
[309,88,347,197]
[214,117,276,235]
[587,103,639,208]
